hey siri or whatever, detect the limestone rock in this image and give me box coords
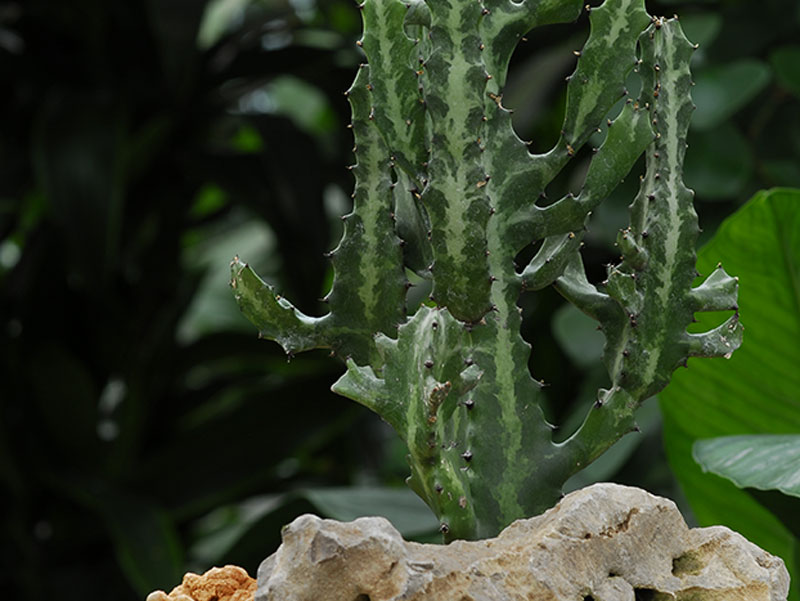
[146,565,255,601]
[256,483,789,601]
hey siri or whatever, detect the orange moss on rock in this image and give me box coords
[146,565,255,601]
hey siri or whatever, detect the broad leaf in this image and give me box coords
[661,187,800,600]
[770,46,800,99]
[188,487,440,566]
[694,434,800,498]
[302,487,439,537]
[691,60,771,131]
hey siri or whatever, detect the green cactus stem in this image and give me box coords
[231,1,742,541]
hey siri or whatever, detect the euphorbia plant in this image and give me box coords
[231,0,743,541]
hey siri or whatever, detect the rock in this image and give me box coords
[146,565,256,601]
[256,483,789,601]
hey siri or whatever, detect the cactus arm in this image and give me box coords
[415,1,497,322]
[324,63,411,365]
[230,257,326,354]
[578,100,655,208]
[521,231,586,292]
[393,170,433,277]
[521,99,654,290]
[359,0,428,184]
[552,0,651,157]
[689,264,740,311]
[479,0,583,96]
[329,356,402,426]
[554,253,622,322]
[333,306,484,538]
[500,0,652,250]
[685,316,743,358]
[561,18,743,474]
[230,64,408,365]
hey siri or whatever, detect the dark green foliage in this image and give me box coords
[0,1,374,599]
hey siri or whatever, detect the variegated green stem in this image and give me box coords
[233,1,743,542]
[557,18,743,470]
[230,63,407,366]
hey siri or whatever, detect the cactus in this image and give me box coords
[230,0,743,541]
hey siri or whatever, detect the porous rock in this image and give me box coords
[146,565,255,601]
[257,483,789,601]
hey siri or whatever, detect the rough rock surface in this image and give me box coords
[257,483,789,601]
[146,565,255,601]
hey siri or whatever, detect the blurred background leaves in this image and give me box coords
[1,0,798,599]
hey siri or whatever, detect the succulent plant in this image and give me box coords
[231,0,743,541]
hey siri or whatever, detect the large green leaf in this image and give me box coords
[770,46,800,99]
[302,487,439,536]
[661,188,800,599]
[694,435,800,498]
[691,60,771,131]
[188,486,440,566]
[684,123,753,200]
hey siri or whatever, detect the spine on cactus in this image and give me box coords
[231,0,743,541]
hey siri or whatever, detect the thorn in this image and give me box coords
[461,450,473,462]
[424,359,434,369]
